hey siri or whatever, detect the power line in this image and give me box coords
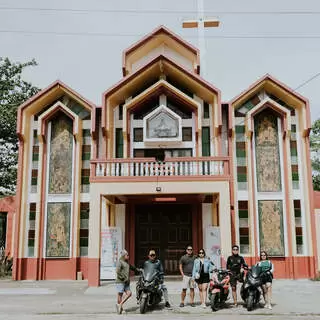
[294,73,320,90]
[2,29,320,39]
[2,7,320,15]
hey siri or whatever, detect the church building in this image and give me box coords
[13,26,318,286]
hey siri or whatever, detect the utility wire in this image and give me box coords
[2,30,320,39]
[2,7,320,15]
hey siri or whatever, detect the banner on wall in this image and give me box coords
[205,226,221,269]
[100,227,122,280]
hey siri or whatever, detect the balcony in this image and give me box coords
[90,157,230,181]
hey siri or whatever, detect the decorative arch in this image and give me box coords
[245,97,292,139]
[37,101,81,142]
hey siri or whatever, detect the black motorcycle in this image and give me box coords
[240,265,266,311]
[136,263,163,314]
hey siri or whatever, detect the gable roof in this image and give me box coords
[122,25,200,76]
[17,80,96,137]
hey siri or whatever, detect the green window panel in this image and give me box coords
[81,176,90,185]
[296,235,303,245]
[292,172,299,181]
[242,100,255,111]
[240,236,249,245]
[80,210,89,220]
[80,237,88,247]
[235,125,245,134]
[236,149,246,158]
[83,129,91,137]
[31,177,38,186]
[82,152,91,160]
[237,173,247,182]
[203,102,210,118]
[290,148,298,157]
[291,124,296,132]
[29,211,36,221]
[294,208,301,217]
[116,128,123,158]
[32,153,39,161]
[202,127,210,156]
[239,209,248,218]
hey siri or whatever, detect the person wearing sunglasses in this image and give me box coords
[256,250,274,309]
[179,245,196,307]
[192,249,214,308]
[143,250,171,308]
[226,245,247,307]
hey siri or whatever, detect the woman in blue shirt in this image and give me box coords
[192,249,214,308]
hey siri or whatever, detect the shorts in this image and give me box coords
[195,273,210,285]
[116,282,130,294]
[230,273,241,287]
[262,273,273,285]
[182,275,195,289]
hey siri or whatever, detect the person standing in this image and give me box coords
[192,248,214,308]
[143,249,171,308]
[179,245,196,307]
[256,250,274,309]
[226,245,247,307]
[115,249,140,314]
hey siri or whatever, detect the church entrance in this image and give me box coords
[135,203,193,274]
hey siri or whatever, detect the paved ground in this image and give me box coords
[0,278,320,319]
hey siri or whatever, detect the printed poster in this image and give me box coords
[100,227,122,280]
[205,226,221,269]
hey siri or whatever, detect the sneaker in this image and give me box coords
[165,302,171,308]
[190,303,195,307]
[115,304,122,314]
[179,303,184,307]
[267,304,272,310]
[201,303,206,308]
[233,303,238,307]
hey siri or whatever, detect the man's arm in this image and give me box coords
[240,256,247,267]
[179,263,184,276]
[129,264,140,273]
[226,256,231,270]
[178,257,184,276]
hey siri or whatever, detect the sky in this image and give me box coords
[1,0,320,122]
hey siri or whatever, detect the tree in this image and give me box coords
[310,119,320,190]
[0,57,40,195]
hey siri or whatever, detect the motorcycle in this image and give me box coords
[136,263,163,314]
[208,269,231,311]
[240,265,266,311]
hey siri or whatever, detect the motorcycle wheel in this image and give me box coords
[247,294,254,311]
[140,296,148,314]
[210,293,218,312]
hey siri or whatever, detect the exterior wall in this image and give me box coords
[0,196,16,257]
[314,191,320,274]
[231,84,317,279]
[316,210,320,274]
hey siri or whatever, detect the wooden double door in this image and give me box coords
[135,204,194,274]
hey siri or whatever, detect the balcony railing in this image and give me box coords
[91,157,230,180]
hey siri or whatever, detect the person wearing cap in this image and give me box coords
[115,249,141,314]
[179,245,196,307]
[143,249,171,308]
[226,245,247,307]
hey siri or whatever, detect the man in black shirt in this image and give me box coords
[179,245,196,307]
[226,245,246,307]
